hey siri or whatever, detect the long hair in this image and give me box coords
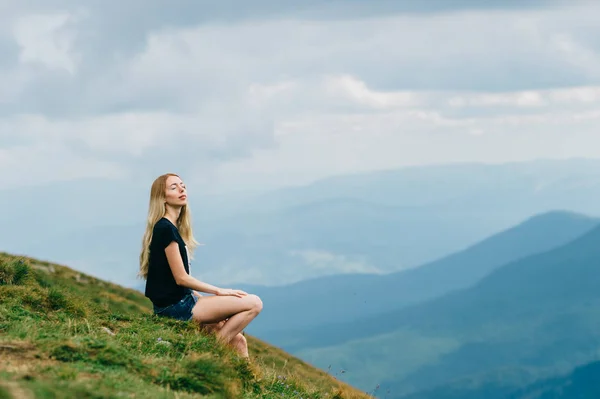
[138,173,200,280]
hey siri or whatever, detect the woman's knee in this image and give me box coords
[248,294,263,313]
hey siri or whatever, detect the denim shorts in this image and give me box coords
[153,293,198,321]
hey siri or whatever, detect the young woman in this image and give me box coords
[139,173,263,358]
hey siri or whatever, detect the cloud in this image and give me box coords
[3,1,564,25]
[447,86,600,110]
[324,75,419,109]
[0,139,123,185]
[1,0,600,190]
[209,74,600,192]
[5,1,599,117]
[550,33,600,79]
[14,13,79,74]
[289,249,383,274]
[0,109,277,187]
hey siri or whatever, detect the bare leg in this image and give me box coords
[215,306,260,345]
[231,333,249,358]
[199,323,249,358]
[191,294,262,345]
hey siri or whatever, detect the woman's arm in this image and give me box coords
[179,274,221,295]
[165,241,246,297]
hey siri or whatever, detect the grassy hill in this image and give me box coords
[0,252,370,399]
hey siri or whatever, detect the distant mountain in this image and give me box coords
[14,196,512,288]
[6,158,600,288]
[244,210,598,337]
[397,360,600,399]
[392,361,600,399]
[289,220,600,397]
[238,158,600,213]
[508,360,600,399]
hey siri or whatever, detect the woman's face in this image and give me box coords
[164,175,187,207]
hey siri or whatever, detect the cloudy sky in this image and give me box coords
[2,0,600,194]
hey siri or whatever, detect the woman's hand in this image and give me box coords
[215,288,248,298]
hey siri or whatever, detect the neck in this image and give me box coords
[164,206,182,225]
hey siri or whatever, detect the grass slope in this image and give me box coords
[0,252,370,399]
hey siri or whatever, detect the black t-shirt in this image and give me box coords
[144,217,192,307]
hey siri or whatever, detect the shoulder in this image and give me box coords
[153,218,171,229]
[153,218,176,234]
[153,218,181,238]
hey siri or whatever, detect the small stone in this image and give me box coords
[101,327,115,336]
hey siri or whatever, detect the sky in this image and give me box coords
[2,0,600,195]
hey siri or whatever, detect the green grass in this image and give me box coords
[0,253,369,399]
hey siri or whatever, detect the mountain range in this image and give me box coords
[6,158,600,289]
[286,213,600,397]
[242,210,598,338]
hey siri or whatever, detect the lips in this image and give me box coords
[179,195,187,200]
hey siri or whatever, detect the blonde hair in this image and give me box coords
[138,173,199,279]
